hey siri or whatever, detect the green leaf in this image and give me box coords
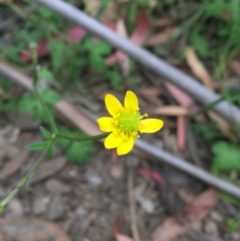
[56,126,95,163]
[19,93,37,112]
[39,126,52,139]
[107,69,122,89]
[48,145,55,159]
[212,142,240,171]
[27,141,49,151]
[19,89,60,122]
[0,205,3,214]
[220,192,240,207]
[41,89,61,105]
[227,218,238,233]
[37,67,54,80]
[66,141,95,163]
[189,27,210,58]
[48,40,74,71]
[193,121,220,141]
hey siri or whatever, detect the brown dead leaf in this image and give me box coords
[185,47,213,90]
[153,106,189,116]
[56,100,101,136]
[185,48,235,139]
[0,218,71,241]
[145,27,180,46]
[177,116,186,151]
[30,156,67,184]
[115,234,134,241]
[84,0,118,22]
[138,87,162,106]
[152,189,219,241]
[0,0,11,4]
[229,60,240,78]
[184,189,218,222]
[208,111,237,141]
[0,150,30,180]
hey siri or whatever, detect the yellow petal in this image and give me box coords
[104,133,123,149]
[97,117,114,132]
[124,91,139,111]
[139,119,164,133]
[105,94,123,116]
[117,137,134,155]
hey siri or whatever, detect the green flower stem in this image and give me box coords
[33,84,59,133]
[0,138,55,212]
[56,132,109,142]
[30,44,59,134]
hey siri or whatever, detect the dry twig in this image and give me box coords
[126,159,140,241]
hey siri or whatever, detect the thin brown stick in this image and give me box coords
[127,163,140,241]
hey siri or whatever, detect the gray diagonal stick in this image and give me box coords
[35,0,240,125]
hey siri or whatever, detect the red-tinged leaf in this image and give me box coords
[137,168,165,186]
[68,26,86,42]
[152,189,219,241]
[164,82,193,107]
[130,12,150,46]
[164,82,207,122]
[20,40,48,62]
[105,12,150,65]
[105,54,118,65]
[105,22,117,31]
[184,189,219,222]
[177,115,186,151]
[105,19,129,66]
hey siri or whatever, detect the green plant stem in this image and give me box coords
[6,0,28,19]
[31,45,59,134]
[191,96,224,118]
[33,85,59,133]
[56,132,109,142]
[0,138,55,211]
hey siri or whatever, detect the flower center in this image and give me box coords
[116,110,140,136]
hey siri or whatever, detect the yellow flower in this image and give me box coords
[97,91,164,155]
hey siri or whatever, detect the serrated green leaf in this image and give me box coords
[66,141,95,163]
[37,67,54,80]
[193,121,220,141]
[212,142,240,171]
[41,89,61,105]
[56,126,95,163]
[40,126,52,139]
[19,90,60,122]
[19,93,37,111]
